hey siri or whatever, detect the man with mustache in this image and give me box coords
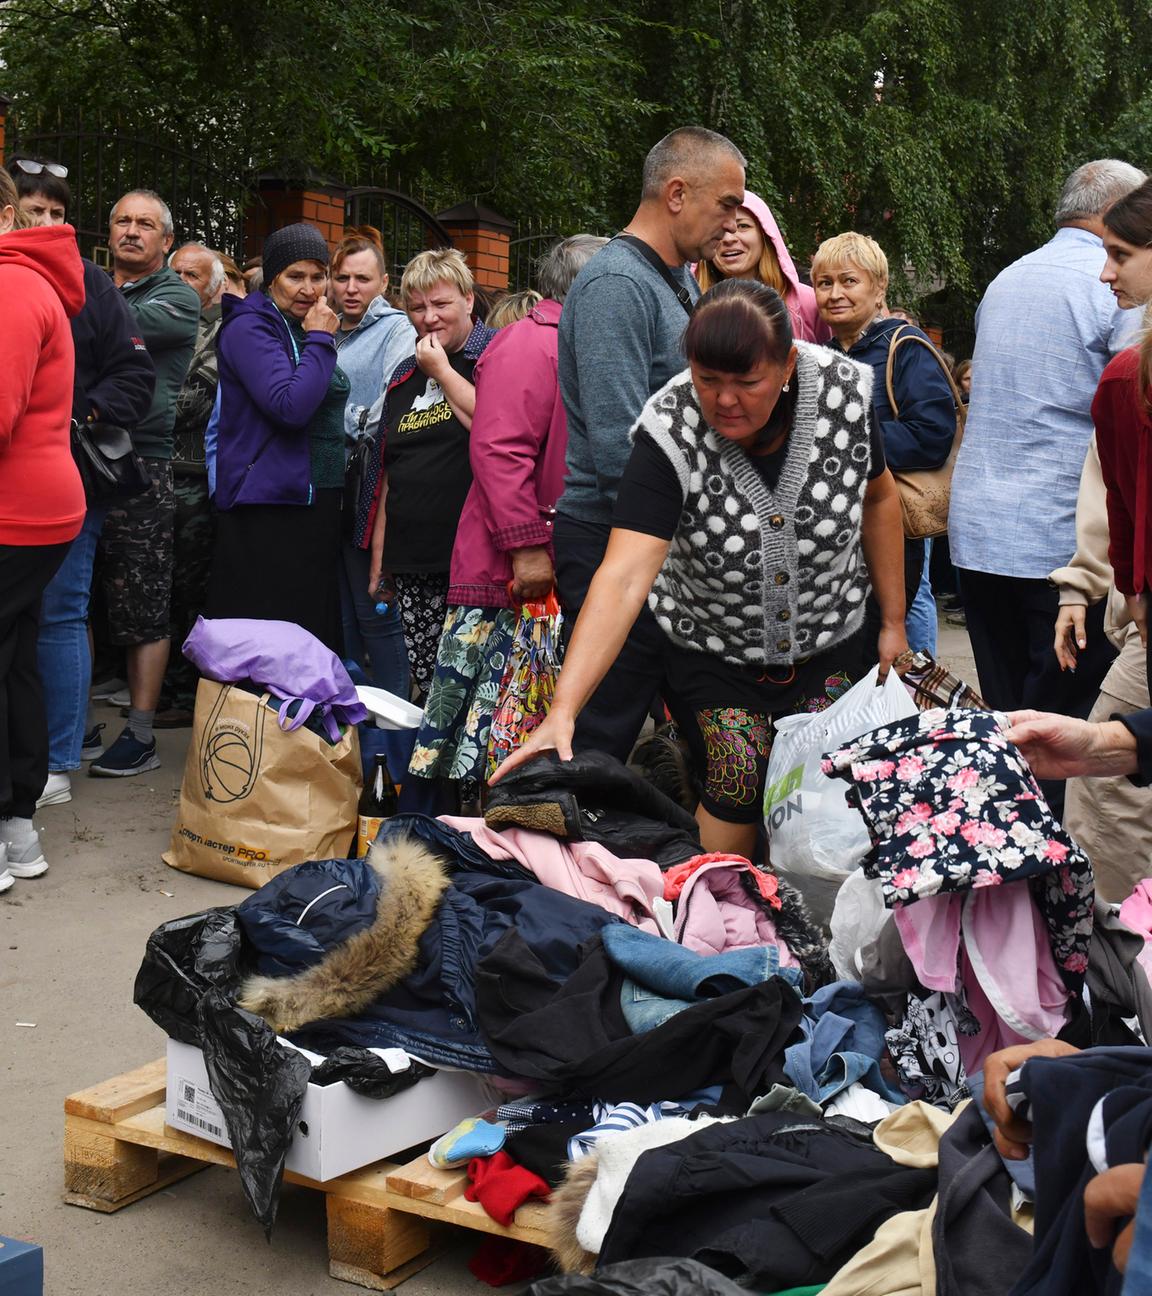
[90,190,199,777]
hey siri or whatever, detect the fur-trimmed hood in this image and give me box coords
[237,833,449,1033]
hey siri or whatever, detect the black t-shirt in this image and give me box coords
[383,351,477,572]
[613,390,887,541]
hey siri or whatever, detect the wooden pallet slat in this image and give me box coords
[64,1060,550,1291]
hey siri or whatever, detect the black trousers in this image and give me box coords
[957,569,1115,716]
[554,513,672,763]
[0,541,71,819]
[958,569,1117,819]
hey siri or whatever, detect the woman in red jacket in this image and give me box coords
[1094,179,1152,691]
[0,167,85,889]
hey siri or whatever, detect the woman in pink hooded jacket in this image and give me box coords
[696,190,830,344]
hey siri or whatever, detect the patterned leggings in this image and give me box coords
[395,572,451,699]
[689,669,856,824]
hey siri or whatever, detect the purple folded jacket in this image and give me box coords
[183,616,368,741]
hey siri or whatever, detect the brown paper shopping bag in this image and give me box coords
[163,679,363,888]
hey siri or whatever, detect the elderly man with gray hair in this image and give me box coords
[90,189,200,776]
[949,159,1146,771]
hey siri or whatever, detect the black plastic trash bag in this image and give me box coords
[310,1046,433,1097]
[528,1258,752,1296]
[134,907,311,1237]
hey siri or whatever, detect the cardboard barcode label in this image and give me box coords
[175,1073,228,1144]
[187,1113,223,1138]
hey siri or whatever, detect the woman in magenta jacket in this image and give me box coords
[0,167,85,886]
[408,235,607,793]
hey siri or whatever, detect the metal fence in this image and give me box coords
[508,226,563,293]
[344,187,453,282]
[8,111,249,263]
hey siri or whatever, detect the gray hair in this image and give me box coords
[641,127,746,201]
[536,234,609,303]
[110,188,174,237]
[169,241,225,295]
[1055,159,1147,225]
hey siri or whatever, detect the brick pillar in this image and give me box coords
[0,95,10,162]
[243,178,349,261]
[437,201,513,292]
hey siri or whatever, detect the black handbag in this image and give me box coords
[343,433,372,535]
[71,418,152,502]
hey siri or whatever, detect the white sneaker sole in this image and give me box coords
[36,786,72,808]
[7,857,48,879]
[89,753,161,778]
[0,870,12,893]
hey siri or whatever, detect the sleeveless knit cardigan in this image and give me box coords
[637,341,875,667]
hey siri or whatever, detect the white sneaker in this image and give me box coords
[36,772,72,807]
[0,843,11,894]
[0,828,47,878]
[90,676,128,701]
[105,687,131,709]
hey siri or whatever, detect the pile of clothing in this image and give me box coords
[136,719,1152,1293]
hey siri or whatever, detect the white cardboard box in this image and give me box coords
[166,1037,488,1181]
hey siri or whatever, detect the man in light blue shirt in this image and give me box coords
[949,159,1145,731]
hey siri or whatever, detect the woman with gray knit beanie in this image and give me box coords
[207,221,349,650]
[492,277,908,860]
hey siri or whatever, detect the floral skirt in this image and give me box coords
[408,605,517,781]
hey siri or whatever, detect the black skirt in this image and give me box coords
[206,487,344,653]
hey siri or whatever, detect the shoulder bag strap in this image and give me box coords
[884,326,965,418]
[614,234,696,316]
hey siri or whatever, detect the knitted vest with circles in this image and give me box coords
[637,341,875,667]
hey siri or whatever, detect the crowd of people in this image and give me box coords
[7,123,1152,1282]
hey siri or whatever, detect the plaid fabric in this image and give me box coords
[898,650,987,712]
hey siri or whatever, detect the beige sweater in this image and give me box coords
[1049,435,1144,705]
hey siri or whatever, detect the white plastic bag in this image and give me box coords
[829,869,891,981]
[764,666,916,925]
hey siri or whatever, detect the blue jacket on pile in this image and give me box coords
[234,815,622,1071]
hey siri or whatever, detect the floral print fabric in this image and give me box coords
[821,708,1094,986]
[408,605,516,782]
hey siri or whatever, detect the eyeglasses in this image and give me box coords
[11,159,69,178]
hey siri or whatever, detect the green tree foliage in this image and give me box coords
[3,0,1150,326]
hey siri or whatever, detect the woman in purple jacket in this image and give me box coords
[206,223,347,650]
[408,235,607,790]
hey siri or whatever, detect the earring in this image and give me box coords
[782,382,790,392]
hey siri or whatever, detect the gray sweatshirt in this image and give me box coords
[557,238,699,525]
[334,294,417,442]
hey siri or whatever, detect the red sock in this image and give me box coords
[464,1151,551,1226]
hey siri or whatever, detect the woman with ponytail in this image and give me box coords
[1093,179,1152,687]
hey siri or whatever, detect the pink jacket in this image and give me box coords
[448,299,567,610]
[672,856,799,966]
[739,191,830,346]
[441,817,665,933]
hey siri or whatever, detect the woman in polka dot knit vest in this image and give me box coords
[492,278,908,859]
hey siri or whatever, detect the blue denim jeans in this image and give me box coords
[37,502,107,771]
[905,536,938,655]
[338,540,409,697]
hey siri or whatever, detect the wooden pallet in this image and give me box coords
[64,1059,551,1291]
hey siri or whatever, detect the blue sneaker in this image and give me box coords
[81,722,106,761]
[89,727,160,778]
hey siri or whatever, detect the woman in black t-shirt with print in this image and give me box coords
[362,249,496,696]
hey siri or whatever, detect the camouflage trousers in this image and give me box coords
[101,457,174,646]
[163,471,216,709]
